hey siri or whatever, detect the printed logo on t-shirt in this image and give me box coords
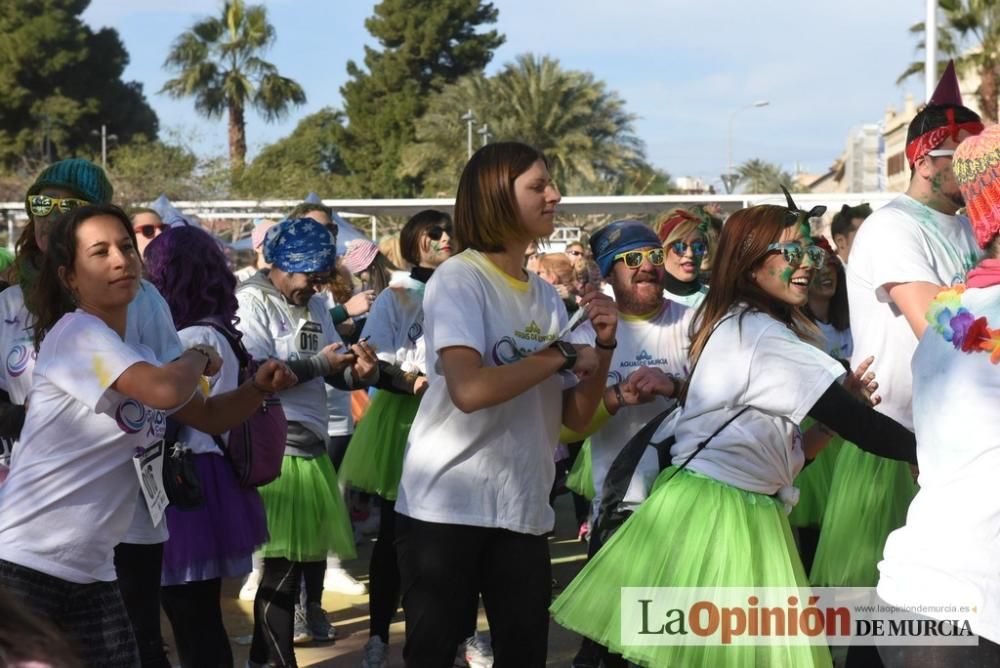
[514,321,556,343]
[492,336,526,365]
[5,343,35,377]
[619,348,671,369]
[115,398,167,437]
[407,320,423,344]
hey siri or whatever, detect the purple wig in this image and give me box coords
[144,226,240,336]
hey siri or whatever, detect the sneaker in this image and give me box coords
[292,605,313,645]
[463,632,493,668]
[238,569,260,601]
[361,636,389,668]
[323,567,367,596]
[305,602,335,642]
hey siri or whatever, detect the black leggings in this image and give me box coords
[114,542,170,668]
[161,578,233,668]
[249,557,324,667]
[300,561,325,608]
[369,496,401,642]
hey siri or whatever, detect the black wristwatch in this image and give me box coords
[552,340,577,372]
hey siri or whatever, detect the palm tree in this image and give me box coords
[737,159,799,194]
[161,0,306,171]
[401,54,651,195]
[899,0,1000,122]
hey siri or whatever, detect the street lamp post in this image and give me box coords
[723,100,770,193]
[461,110,476,159]
[478,123,492,147]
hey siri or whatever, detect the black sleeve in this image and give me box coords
[0,389,25,440]
[285,354,334,385]
[807,382,917,465]
[369,360,420,395]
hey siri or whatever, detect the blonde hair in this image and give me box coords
[379,233,408,270]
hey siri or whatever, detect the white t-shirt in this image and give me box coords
[361,278,428,374]
[816,321,853,361]
[237,277,350,441]
[877,285,1000,643]
[0,313,178,583]
[664,309,845,509]
[847,194,979,429]
[176,325,239,456]
[316,291,354,438]
[568,301,692,508]
[396,250,573,535]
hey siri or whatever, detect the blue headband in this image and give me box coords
[590,220,662,276]
[263,218,337,273]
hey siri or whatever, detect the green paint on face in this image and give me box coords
[799,220,813,245]
[431,241,443,253]
[930,173,943,194]
[780,266,794,285]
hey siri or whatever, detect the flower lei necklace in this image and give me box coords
[926,285,1000,363]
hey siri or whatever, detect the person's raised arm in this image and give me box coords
[112,345,221,410]
[886,281,942,339]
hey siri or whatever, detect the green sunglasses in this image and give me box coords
[613,248,665,268]
[26,195,90,218]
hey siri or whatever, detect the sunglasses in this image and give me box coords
[304,272,333,286]
[613,248,665,268]
[668,240,708,257]
[426,225,451,241]
[135,224,166,239]
[26,195,90,218]
[765,242,826,268]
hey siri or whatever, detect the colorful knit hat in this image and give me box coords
[26,158,113,212]
[263,218,337,273]
[590,219,661,276]
[953,124,1000,248]
[340,239,379,274]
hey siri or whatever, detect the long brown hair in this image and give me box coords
[453,142,547,253]
[687,205,819,387]
[32,203,138,350]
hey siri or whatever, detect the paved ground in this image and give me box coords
[161,493,590,667]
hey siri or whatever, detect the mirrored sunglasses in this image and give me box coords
[668,240,708,257]
[613,248,665,268]
[27,195,90,218]
[765,242,826,269]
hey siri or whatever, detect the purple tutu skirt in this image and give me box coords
[161,452,268,586]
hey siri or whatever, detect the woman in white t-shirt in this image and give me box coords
[551,203,917,668]
[393,142,618,666]
[0,204,295,667]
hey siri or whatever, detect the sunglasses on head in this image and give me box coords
[613,248,665,268]
[766,242,826,269]
[27,195,90,218]
[668,240,708,257]
[426,225,451,241]
[135,223,166,239]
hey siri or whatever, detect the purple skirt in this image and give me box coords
[161,452,268,586]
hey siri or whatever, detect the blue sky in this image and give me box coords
[83,0,929,192]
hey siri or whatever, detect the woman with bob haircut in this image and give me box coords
[393,142,618,666]
[551,202,918,668]
[0,204,296,666]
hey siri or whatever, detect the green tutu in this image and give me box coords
[551,467,832,668]
[339,390,421,500]
[257,454,357,562]
[788,418,843,529]
[566,439,595,500]
[810,442,917,587]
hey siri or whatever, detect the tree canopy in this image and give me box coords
[0,0,158,169]
[339,0,504,196]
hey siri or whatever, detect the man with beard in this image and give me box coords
[564,220,693,668]
[815,63,983,668]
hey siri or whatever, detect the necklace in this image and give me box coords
[927,285,1000,364]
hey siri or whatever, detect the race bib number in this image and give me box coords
[133,440,168,526]
[296,321,323,356]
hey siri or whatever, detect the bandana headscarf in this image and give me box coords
[263,218,337,273]
[905,61,984,166]
[655,209,705,243]
[590,220,661,277]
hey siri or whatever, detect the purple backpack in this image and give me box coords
[194,321,286,488]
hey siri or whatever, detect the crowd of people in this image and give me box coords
[0,63,996,668]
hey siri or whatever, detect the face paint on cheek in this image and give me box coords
[931,173,942,194]
[430,241,443,253]
[780,267,794,285]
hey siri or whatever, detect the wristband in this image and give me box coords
[612,382,626,409]
[595,338,617,351]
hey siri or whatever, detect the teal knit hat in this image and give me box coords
[26,159,113,213]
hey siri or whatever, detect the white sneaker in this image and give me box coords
[462,632,493,668]
[362,635,389,668]
[292,605,313,645]
[238,569,260,601]
[323,567,367,596]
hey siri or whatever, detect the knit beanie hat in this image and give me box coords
[26,159,113,212]
[590,220,661,276]
[953,124,1000,249]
